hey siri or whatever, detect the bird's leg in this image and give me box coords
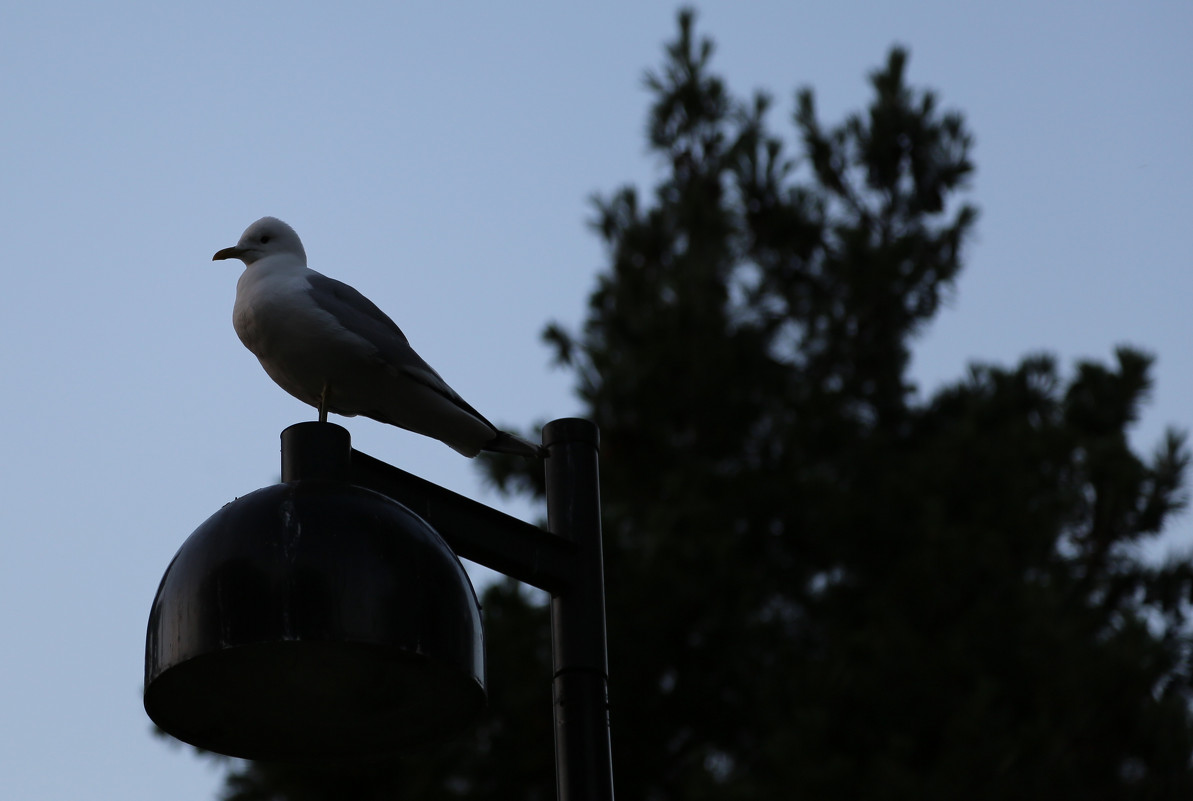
[318,383,332,424]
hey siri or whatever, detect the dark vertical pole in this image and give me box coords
[544,418,614,801]
[281,422,352,482]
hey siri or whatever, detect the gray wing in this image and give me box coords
[304,272,498,426]
[306,272,411,351]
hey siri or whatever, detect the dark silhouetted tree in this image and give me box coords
[216,9,1193,800]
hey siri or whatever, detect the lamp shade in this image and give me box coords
[144,474,485,761]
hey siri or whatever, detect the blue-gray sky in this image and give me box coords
[1,3,1189,798]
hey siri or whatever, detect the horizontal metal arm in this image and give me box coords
[350,449,576,594]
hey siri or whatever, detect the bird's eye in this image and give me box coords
[260,235,272,244]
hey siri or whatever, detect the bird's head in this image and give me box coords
[213,217,306,266]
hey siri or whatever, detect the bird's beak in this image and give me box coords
[212,246,245,262]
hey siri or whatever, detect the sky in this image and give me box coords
[0,2,1189,798]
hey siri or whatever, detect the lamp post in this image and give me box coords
[145,418,613,801]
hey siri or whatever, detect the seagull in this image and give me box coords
[213,216,542,458]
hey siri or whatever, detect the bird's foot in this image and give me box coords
[318,383,332,424]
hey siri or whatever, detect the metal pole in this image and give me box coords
[350,447,575,594]
[281,422,352,482]
[544,418,614,801]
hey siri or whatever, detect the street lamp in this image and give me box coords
[144,418,613,801]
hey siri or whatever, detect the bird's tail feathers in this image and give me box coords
[486,430,545,458]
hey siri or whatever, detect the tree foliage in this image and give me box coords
[219,9,1193,800]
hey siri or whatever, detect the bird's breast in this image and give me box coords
[233,271,313,353]
[232,268,378,411]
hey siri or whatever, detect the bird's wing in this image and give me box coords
[304,272,498,427]
[305,272,411,350]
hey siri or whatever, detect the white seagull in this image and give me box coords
[213,216,542,458]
